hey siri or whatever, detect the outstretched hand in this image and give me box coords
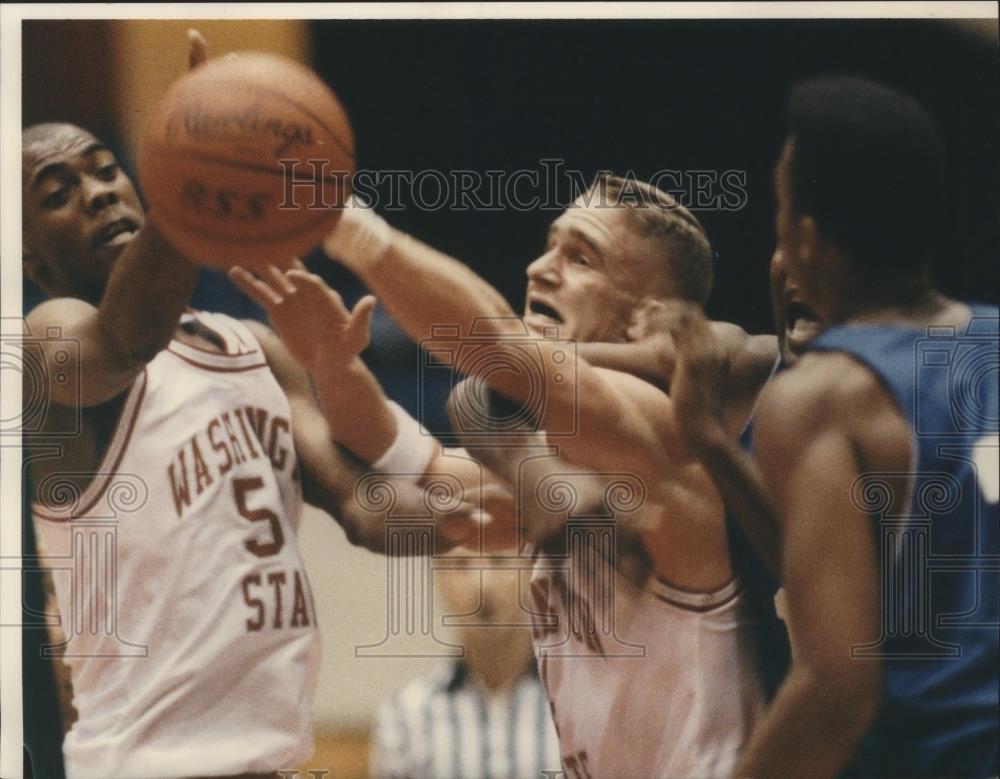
[663,300,730,456]
[229,263,376,372]
[437,482,521,553]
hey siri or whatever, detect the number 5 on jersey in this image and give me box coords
[234,476,285,556]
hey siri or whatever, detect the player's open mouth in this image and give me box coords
[526,299,564,326]
[784,298,821,352]
[93,217,140,249]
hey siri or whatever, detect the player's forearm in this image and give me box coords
[302,469,391,555]
[340,228,516,341]
[736,663,878,778]
[578,341,671,389]
[697,429,783,577]
[311,475,465,556]
[96,223,198,367]
[295,436,395,554]
[309,357,398,465]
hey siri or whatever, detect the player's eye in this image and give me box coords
[41,187,70,209]
[97,163,119,181]
[571,251,591,267]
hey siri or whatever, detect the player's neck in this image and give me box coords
[824,265,944,325]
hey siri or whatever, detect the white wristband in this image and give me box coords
[373,401,437,480]
[323,195,392,269]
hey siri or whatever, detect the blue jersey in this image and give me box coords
[726,363,792,701]
[808,303,999,778]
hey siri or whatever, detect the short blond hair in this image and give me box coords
[583,173,714,303]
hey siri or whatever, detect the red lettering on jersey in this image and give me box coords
[291,569,310,627]
[563,750,593,779]
[268,416,290,472]
[168,450,192,519]
[208,418,233,476]
[191,436,214,495]
[531,577,559,640]
[568,585,603,655]
[243,573,264,631]
[221,412,247,465]
[234,477,286,557]
[267,571,286,628]
[244,406,269,446]
[543,569,603,654]
[241,566,313,632]
[233,407,261,460]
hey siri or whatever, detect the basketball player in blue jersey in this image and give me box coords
[725,77,999,778]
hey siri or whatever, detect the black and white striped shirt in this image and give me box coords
[372,661,561,779]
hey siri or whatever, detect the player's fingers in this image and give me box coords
[475,485,521,552]
[265,264,298,297]
[229,266,284,308]
[465,483,514,521]
[437,508,478,546]
[291,257,308,271]
[349,295,377,333]
[286,269,325,290]
[286,270,348,313]
[187,29,208,69]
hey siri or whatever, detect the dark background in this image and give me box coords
[308,18,999,331]
[23,18,1000,421]
[302,18,999,421]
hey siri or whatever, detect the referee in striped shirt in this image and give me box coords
[371,553,561,779]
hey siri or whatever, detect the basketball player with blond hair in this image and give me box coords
[238,174,775,778]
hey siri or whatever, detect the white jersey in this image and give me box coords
[530,542,766,779]
[33,312,321,779]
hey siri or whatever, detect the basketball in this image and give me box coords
[139,52,354,270]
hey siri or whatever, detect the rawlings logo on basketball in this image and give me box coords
[141,52,354,268]
[166,100,316,157]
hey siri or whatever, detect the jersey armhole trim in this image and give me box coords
[33,369,149,522]
[170,311,265,370]
[165,347,269,372]
[648,576,744,613]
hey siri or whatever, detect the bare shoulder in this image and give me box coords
[758,351,897,437]
[27,296,97,332]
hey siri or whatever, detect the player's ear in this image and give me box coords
[626,298,668,342]
[22,236,61,299]
[22,237,49,291]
